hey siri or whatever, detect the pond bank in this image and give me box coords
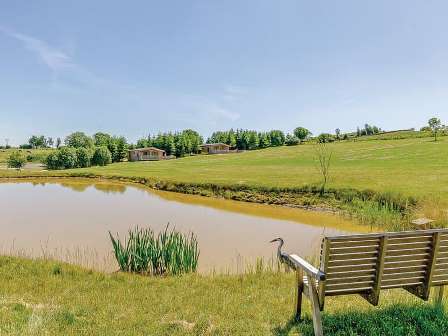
[0,170,419,230]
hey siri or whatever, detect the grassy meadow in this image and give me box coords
[59,136,448,197]
[1,256,447,336]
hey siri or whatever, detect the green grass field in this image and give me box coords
[69,137,448,197]
[1,256,447,336]
[0,148,53,164]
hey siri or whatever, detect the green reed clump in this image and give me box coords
[109,225,199,275]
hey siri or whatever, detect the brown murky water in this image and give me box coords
[0,179,374,273]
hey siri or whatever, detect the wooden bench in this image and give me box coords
[274,229,448,336]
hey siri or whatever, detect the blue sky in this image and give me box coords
[1,1,447,145]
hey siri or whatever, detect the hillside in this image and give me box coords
[69,137,448,198]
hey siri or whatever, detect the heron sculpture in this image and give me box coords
[270,237,294,268]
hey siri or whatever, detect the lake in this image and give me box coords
[0,178,373,273]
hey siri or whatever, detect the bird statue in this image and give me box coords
[270,237,292,266]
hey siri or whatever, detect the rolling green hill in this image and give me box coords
[69,137,448,198]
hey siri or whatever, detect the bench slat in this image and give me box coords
[326,269,376,280]
[329,245,379,254]
[329,240,380,249]
[383,270,426,281]
[328,258,378,267]
[330,251,379,261]
[387,242,431,251]
[326,264,377,273]
[386,247,431,257]
[326,281,374,292]
[326,275,376,285]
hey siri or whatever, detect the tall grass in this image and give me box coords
[109,225,199,275]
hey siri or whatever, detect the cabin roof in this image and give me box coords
[129,147,166,153]
[200,143,231,148]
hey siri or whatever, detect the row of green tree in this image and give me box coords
[44,132,129,170]
[206,129,290,150]
[135,129,203,157]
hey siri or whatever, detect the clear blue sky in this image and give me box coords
[1,1,447,145]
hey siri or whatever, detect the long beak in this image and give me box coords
[269,238,278,243]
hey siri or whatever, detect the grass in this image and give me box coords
[110,225,199,275]
[0,256,447,335]
[0,148,54,164]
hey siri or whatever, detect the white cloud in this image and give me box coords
[0,27,73,72]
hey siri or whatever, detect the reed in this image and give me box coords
[109,225,199,275]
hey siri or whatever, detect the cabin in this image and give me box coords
[128,147,166,161]
[200,143,231,154]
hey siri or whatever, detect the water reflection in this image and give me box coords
[0,178,374,273]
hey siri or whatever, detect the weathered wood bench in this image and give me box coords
[273,229,448,336]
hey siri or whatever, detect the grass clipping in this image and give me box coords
[109,225,199,275]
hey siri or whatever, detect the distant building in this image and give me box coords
[200,143,231,154]
[128,147,166,161]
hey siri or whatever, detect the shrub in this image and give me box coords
[7,151,26,169]
[285,134,300,146]
[45,152,61,170]
[57,147,77,169]
[76,147,92,168]
[45,147,77,170]
[92,146,112,166]
[317,133,335,143]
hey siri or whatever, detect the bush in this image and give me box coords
[7,151,27,169]
[76,147,92,168]
[317,133,335,143]
[285,134,300,146]
[57,147,77,169]
[92,146,112,166]
[45,152,61,170]
[45,147,77,170]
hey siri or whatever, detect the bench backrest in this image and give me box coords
[319,229,448,302]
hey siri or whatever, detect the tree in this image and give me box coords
[76,147,92,168]
[7,151,26,169]
[28,135,46,148]
[314,142,333,194]
[269,130,285,146]
[92,146,112,166]
[93,132,111,147]
[112,136,128,162]
[56,137,62,148]
[65,132,94,148]
[335,128,341,140]
[57,147,77,169]
[293,127,311,141]
[285,134,300,146]
[136,138,148,148]
[45,152,61,170]
[46,137,54,148]
[317,133,334,143]
[428,117,442,141]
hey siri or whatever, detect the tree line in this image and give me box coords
[135,129,203,157]
[206,129,287,150]
[45,132,128,170]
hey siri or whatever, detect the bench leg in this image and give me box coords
[307,275,323,336]
[295,269,304,321]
